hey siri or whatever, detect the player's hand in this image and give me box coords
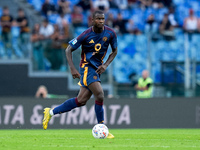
[71,68,81,79]
[96,64,107,74]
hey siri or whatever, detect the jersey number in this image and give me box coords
[95,43,101,52]
[92,43,101,55]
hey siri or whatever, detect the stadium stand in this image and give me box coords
[1,0,200,97]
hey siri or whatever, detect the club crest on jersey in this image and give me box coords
[72,39,77,45]
[103,37,107,42]
[89,39,94,43]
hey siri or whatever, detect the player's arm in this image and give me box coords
[104,47,118,67]
[65,45,81,79]
[96,47,118,74]
[135,83,152,91]
[135,84,148,91]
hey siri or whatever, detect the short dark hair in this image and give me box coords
[92,10,104,18]
[18,8,24,12]
[3,6,8,10]
[43,18,49,23]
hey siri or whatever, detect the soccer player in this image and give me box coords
[42,10,118,139]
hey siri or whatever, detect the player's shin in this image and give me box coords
[95,100,104,123]
[52,97,81,115]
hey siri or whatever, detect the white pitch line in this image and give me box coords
[32,145,200,148]
[42,137,200,142]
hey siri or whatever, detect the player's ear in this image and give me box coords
[91,17,94,23]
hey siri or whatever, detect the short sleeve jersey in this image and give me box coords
[16,16,30,33]
[0,15,13,32]
[69,25,117,69]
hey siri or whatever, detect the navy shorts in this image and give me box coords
[78,64,100,91]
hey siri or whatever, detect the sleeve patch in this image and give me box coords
[72,39,77,45]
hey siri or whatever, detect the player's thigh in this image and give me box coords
[88,82,104,101]
[77,86,92,104]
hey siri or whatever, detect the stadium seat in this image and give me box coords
[66,15,72,23]
[120,9,131,20]
[190,1,200,11]
[0,26,3,57]
[11,26,20,37]
[32,0,42,11]
[27,0,33,5]
[108,8,119,19]
[51,0,58,5]
[48,13,59,24]
[173,0,185,6]
[0,7,2,18]
[69,0,80,5]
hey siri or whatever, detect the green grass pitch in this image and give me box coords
[0,129,200,150]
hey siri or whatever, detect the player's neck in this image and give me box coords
[92,26,104,33]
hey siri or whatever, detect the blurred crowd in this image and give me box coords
[1,0,200,71]
[0,6,30,59]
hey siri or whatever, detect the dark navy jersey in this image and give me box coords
[69,25,117,69]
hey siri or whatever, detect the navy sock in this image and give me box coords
[95,100,104,123]
[53,97,80,115]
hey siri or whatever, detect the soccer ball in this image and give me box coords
[92,124,109,139]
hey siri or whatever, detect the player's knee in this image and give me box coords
[79,102,86,106]
[77,97,89,106]
[95,92,104,102]
[79,100,87,106]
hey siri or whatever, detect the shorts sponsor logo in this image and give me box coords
[93,76,97,80]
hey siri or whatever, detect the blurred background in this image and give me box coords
[0,0,200,98]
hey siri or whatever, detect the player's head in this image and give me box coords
[18,8,25,17]
[35,85,48,98]
[189,9,194,16]
[42,19,49,27]
[3,6,9,15]
[92,10,105,28]
[142,70,149,79]
[33,23,40,32]
[45,0,50,3]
